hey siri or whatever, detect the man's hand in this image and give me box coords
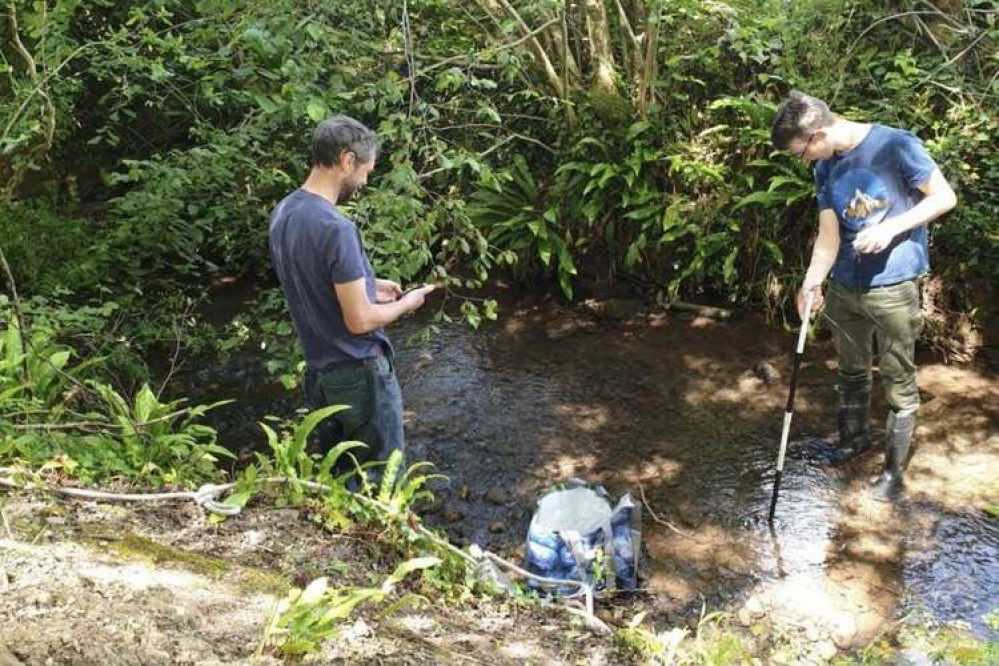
[796,283,824,321]
[398,284,436,312]
[853,223,897,255]
[375,279,403,303]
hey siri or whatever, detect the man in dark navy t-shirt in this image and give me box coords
[771,91,957,501]
[269,116,435,483]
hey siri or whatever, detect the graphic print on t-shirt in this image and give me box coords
[833,168,891,231]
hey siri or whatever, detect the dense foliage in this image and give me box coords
[3,0,996,315]
[1,0,997,466]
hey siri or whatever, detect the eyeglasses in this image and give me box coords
[794,132,816,160]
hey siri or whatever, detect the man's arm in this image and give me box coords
[797,208,841,319]
[853,167,957,254]
[335,278,434,335]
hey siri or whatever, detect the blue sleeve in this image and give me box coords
[814,162,833,211]
[323,221,367,284]
[896,132,936,190]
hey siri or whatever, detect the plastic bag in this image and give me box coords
[524,479,641,595]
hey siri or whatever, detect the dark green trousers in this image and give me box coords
[825,279,923,413]
[303,354,405,479]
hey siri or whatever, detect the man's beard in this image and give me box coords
[338,178,363,202]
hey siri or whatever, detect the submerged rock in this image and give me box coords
[485,487,507,505]
[582,298,645,321]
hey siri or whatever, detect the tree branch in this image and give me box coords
[419,17,562,75]
[477,0,568,97]
[4,0,57,190]
[613,0,642,82]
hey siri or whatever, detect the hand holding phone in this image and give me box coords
[399,283,437,311]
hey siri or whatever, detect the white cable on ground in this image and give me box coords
[0,473,602,624]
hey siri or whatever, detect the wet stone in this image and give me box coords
[414,496,443,515]
[745,595,765,617]
[583,298,644,321]
[488,520,506,534]
[544,319,583,341]
[831,618,858,649]
[896,648,933,666]
[816,641,838,661]
[752,361,781,385]
[485,487,507,505]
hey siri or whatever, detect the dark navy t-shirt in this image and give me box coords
[269,189,390,369]
[815,124,937,288]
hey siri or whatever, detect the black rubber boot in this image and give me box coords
[871,411,916,502]
[827,386,874,467]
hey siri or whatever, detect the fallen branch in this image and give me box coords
[668,300,733,320]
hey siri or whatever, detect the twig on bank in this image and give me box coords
[639,483,704,542]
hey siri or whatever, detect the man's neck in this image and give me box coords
[301,168,341,205]
[830,119,873,155]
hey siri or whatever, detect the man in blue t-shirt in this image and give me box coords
[269,116,435,483]
[771,91,957,501]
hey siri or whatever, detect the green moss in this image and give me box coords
[588,87,631,128]
[79,526,290,596]
[233,567,291,596]
[109,533,229,577]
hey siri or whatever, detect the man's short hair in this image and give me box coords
[771,91,835,150]
[311,116,378,168]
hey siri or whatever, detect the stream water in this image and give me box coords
[188,286,999,642]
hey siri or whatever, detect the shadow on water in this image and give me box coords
[900,505,999,639]
[179,285,999,639]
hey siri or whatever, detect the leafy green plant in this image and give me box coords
[0,201,109,294]
[0,310,78,409]
[0,301,234,486]
[469,154,577,298]
[257,406,367,504]
[259,556,440,659]
[846,607,999,666]
[614,609,752,666]
[1,379,232,486]
[90,382,233,484]
[376,450,445,517]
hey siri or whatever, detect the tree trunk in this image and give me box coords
[581,0,629,123]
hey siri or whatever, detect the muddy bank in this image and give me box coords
[0,495,608,665]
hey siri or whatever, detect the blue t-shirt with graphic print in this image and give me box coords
[814,124,937,288]
[269,189,390,369]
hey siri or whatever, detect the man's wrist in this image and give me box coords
[883,214,915,238]
[802,275,824,291]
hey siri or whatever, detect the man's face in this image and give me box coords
[788,129,832,163]
[339,153,375,201]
